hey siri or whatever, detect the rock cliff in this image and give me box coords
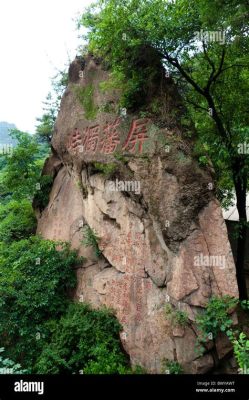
[36,53,238,373]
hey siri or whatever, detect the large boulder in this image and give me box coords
[36,53,238,373]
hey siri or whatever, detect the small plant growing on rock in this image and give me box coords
[226,331,249,374]
[74,84,98,120]
[162,359,183,374]
[240,300,249,312]
[82,225,102,257]
[92,162,117,178]
[195,295,238,355]
[164,304,188,327]
[196,296,238,339]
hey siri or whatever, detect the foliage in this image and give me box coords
[196,296,238,344]
[99,70,126,101]
[113,152,129,164]
[35,303,129,374]
[226,331,249,373]
[92,161,117,177]
[1,130,41,200]
[0,236,79,368]
[164,303,188,327]
[240,300,249,311]
[0,199,36,243]
[33,174,54,211]
[82,225,102,257]
[36,69,68,143]
[36,93,57,143]
[162,359,183,375]
[74,84,98,120]
[0,348,28,374]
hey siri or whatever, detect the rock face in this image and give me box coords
[36,53,239,373]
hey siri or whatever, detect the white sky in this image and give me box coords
[0,0,92,133]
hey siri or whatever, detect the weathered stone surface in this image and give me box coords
[215,332,233,360]
[36,54,239,373]
[191,354,214,374]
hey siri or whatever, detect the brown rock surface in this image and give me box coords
[36,54,239,373]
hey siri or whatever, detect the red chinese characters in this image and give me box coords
[82,125,100,153]
[100,118,121,154]
[67,128,82,153]
[122,119,149,153]
[67,118,149,155]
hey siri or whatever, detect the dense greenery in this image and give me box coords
[196,296,238,341]
[0,237,78,368]
[0,200,36,242]
[229,331,249,372]
[35,303,129,374]
[0,348,27,374]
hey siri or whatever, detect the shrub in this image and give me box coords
[196,296,238,340]
[0,236,79,368]
[240,300,249,312]
[74,85,98,120]
[82,225,102,257]
[227,331,249,373]
[35,303,130,374]
[92,162,117,178]
[195,296,238,355]
[33,175,53,210]
[162,359,183,374]
[164,303,188,327]
[0,199,36,242]
[0,348,28,374]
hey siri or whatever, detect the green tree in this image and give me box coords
[35,69,68,143]
[0,199,36,242]
[0,236,79,368]
[35,93,57,143]
[79,0,249,298]
[1,130,41,200]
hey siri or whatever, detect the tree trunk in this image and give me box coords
[233,160,248,300]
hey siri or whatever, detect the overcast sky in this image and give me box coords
[0,0,92,133]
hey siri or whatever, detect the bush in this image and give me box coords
[92,162,117,178]
[0,348,28,374]
[227,331,249,373]
[0,236,79,368]
[195,296,238,355]
[82,225,102,257]
[164,303,188,327]
[196,296,238,341]
[35,303,130,374]
[0,200,36,242]
[33,175,53,211]
[162,359,183,374]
